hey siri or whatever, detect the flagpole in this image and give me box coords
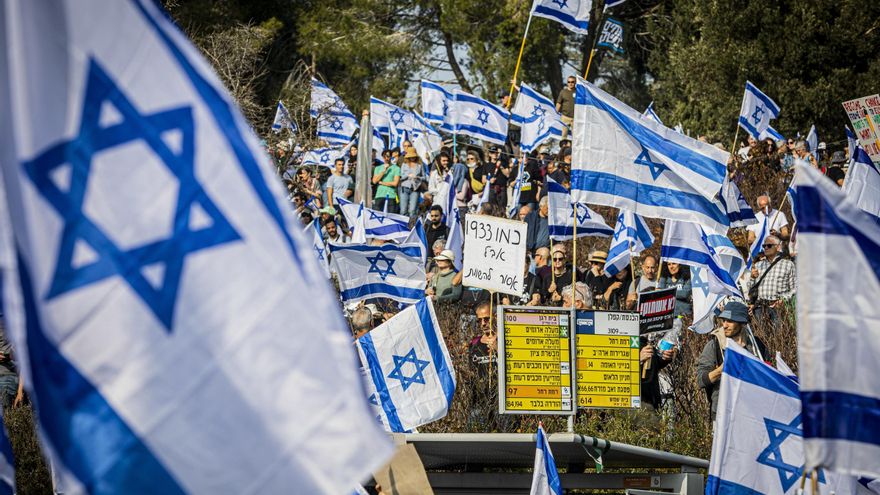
[728,125,741,165]
[582,5,607,80]
[507,12,534,109]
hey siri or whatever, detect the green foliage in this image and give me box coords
[6,405,52,494]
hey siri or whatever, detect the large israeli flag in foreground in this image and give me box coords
[844,146,880,218]
[421,79,454,132]
[738,81,780,140]
[546,177,612,240]
[337,197,411,242]
[531,0,592,34]
[794,163,880,479]
[570,78,731,233]
[0,1,391,493]
[453,89,510,145]
[311,79,360,145]
[604,210,653,277]
[707,342,857,494]
[357,298,455,432]
[329,243,427,304]
[511,83,564,153]
[661,220,742,297]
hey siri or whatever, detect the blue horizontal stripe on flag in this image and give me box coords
[455,124,507,143]
[454,93,508,119]
[519,84,555,107]
[801,390,880,445]
[705,475,764,495]
[737,116,760,140]
[723,346,798,399]
[416,300,455,407]
[532,5,589,32]
[745,81,781,116]
[423,112,445,122]
[660,246,738,290]
[522,127,562,152]
[358,334,405,432]
[328,243,422,257]
[317,131,354,142]
[578,88,726,187]
[547,180,568,194]
[570,170,729,227]
[548,225,613,238]
[421,80,452,97]
[367,224,411,237]
[340,283,424,303]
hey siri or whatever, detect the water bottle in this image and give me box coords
[658,317,682,352]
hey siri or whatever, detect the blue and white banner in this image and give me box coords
[806,125,818,160]
[310,220,331,278]
[311,78,360,145]
[511,83,564,153]
[794,163,880,479]
[844,146,880,218]
[759,125,784,142]
[847,125,858,163]
[329,243,427,304]
[738,81,780,140]
[716,178,757,228]
[531,0,592,34]
[370,96,414,137]
[688,267,730,334]
[0,409,14,495]
[301,146,346,168]
[747,215,769,270]
[546,177,613,240]
[571,78,731,233]
[597,18,624,54]
[530,424,562,495]
[508,159,525,218]
[707,342,858,494]
[604,210,653,277]
[642,102,662,125]
[421,79,455,132]
[661,220,742,297]
[453,89,510,145]
[411,112,443,164]
[0,1,391,492]
[356,298,456,432]
[404,217,429,265]
[272,101,296,134]
[337,197,412,242]
[443,176,464,271]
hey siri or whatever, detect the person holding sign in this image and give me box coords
[500,254,544,306]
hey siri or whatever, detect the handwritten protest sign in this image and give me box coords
[462,215,527,296]
[842,95,880,166]
[637,287,676,334]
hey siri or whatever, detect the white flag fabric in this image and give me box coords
[707,342,857,494]
[793,163,880,479]
[531,0,592,34]
[309,220,331,278]
[661,220,742,298]
[337,197,411,242]
[356,298,456,432]
[443,175,464,271]
[453,89,510,145]
[421,79,455,132]
[404,217,429,265]
[370,97,414,137]
[529,425,562,495]
[847,126,858,163]
[511,83,564,153]
[642,102,662,125]
[271,101,296,134]
[329,243,427,304]
[737,81,780,140]
[301,146,345,168]
[0,1,391,492]
[508,159,526,218]
[775,352,797,380]
[311,78,359,145]
[546,177,612,240]
[571,78,731,233]
[747,215,769,270]
[759,125,784,142]
[604,210,653,277]
[806,125,818,160]
[717,178,757,228]
[844,146,880,218]
[411,112,443,164]
[688,267,729,334]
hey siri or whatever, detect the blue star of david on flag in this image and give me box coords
[634,146,667,180]
[329,118,344,132]
[22,59,241,331]
[571,203,591,224]
[476,109,490,125]
[366,252,396,280]
[368,210,386,224]
[387,348,431,391]
[551,0,568,7]
[320,152,331,164]
[314,244,326,261]
[757,414,826,492]
[389,108,405,126]
[531,105,547,118]
[751,105,765,125]
[691,276,710,297]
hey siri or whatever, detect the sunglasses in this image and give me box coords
[553,257,565,261]
[466,157,476,161]
[762,243,777,248]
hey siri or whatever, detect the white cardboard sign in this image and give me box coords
[462,215,527,296]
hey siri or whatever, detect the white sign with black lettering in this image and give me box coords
[462,215,527,295]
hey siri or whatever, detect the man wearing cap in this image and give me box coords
[584,250,612,308]
[826,150,847,186]
[324,158,353,207]
[696,300,767,420]
[426,250,462,303]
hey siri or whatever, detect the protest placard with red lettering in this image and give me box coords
[842,95,880,166]
[637,287,676,334]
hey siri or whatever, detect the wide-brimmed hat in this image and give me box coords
[719,301,749,323]
[435,250,455,262]
[405,147,420,160]
[588,250,607,264]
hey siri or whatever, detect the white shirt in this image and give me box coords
[747,209,788,236]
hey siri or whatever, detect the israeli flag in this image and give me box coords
[661,220,742,297]
[443,176,465,271]
[716,178,757,228]
[605,0,626,7]
[747,215,769,270]
[310,220,331,278]
[688,267,729,334]
[738,81,780,140]
[0,1,391,492]
[301,146,345,168]
[570,78,731,233]
[311,78,360,145]
[844,146,880,218]
[371,127,386,154]
[404,217,429,265]
[547,177,612,240]
[531,0,592,34]
[337,197,412,242]
[411,112,443,164]
[776,352,797,380]
[453,89,510,146]
[529,424,562,495]
[604,210,653,277]
[511,83,564,153]
[272,101,296,134]
[794,163,880,480]
[421,79,455,132]
[329,243,426,304]
[806,125,818,160]
[508,159,526,218]
[847,125,858,162]
[356,298,456,431]
[370,97,414,136]
[759,125,784,142]
[707,341,858,494]
[0,409,14,495]
[642,102,662,125]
